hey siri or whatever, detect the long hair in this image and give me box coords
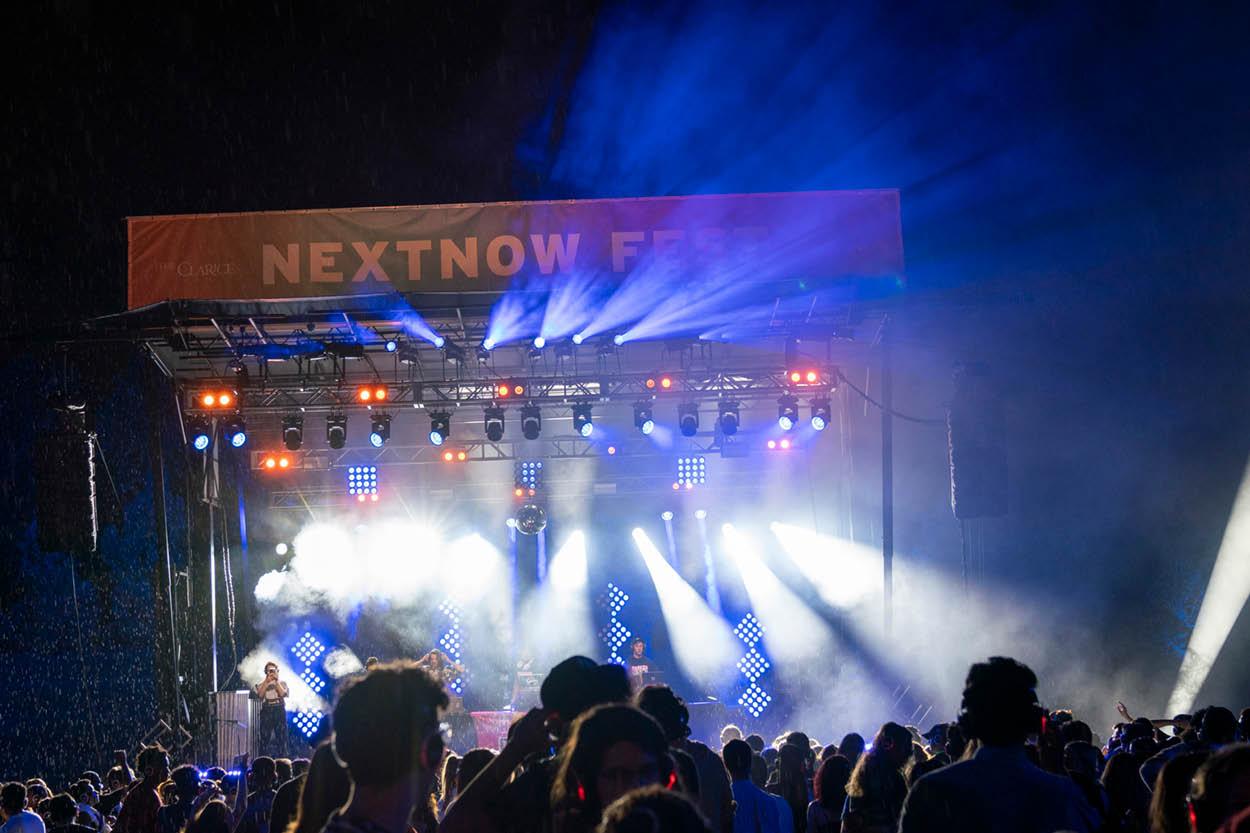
[186,801,232,833]
[846,723,912,800]
[814,755,852,811]
[439,755,460,806]
[287,742,351,833]
[767,744,808,833]
[550,704,672,833]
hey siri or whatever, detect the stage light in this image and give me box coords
[572,333,585,345]
[780,438,792,449]
[521,404,541,440]
[496,383,510,398]
[326,414,347,449]
[516,460,542,492]
[369,414,391,447]
[275,542,289,556]
[347,465,379,497]
[485,406,505,442]
[357,384,388,403]
[224,417,248,449]
[717,400,740,436]
[384,339,398,353]
[442,341,467,363]
[661,511,674,521]
[261,453,293,471]
[661,376,673,390]
[198,390,236,409]
[607,445,617,455]
[777,395,799,431]
[694,509,707,520]
[811,398,831,431]
[189,418,211,452]
[428,412,451,446]
[676,455,707,487]
[282,415,303,450]
[482,337,496,351]
[533,336,546,350]
[613,334,626,346]
[634,402,655,436]
[678,403,699,437]
[572,404,594,437]
[433,335,446,349]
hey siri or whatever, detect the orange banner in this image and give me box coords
[126,191,903,309]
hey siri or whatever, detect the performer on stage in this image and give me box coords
[253,661,289,757]
[416,649,467,710]
[625,637,660,689]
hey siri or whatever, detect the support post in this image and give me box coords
[881,320,894,638]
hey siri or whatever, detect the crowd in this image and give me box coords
[5,655,1250,833]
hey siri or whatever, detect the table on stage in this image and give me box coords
[469,710,517,751]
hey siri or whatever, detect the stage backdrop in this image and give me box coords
[126,191,903,309]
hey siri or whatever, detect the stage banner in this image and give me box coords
[127,191,903,309]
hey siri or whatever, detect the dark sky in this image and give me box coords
[4,0,1250,729]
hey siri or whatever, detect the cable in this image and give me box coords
[836,370,945,426]
[68,555,103,763]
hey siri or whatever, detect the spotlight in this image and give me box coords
[198,390,236,409]
[275,542,289,556]
[613,334,626,346]
[398,343,422,365]
[433,335,446,349]
[485,406,505,442]
[188,417,211,452]
[777,395,799,431]
[572,404,594,437]
[533,335,546,350]
[261,453,293,470]
[661,511,674,521]
[717,400,740,436]
[347,466,379,500]
[442,341,466,363]
[678,403,699,437]
[515,460,542,492]
[520,404,542,440]
[676,455,707,487]
[355,384,388,403]
[326,414,347,449]
[572,333,585,345]
[384,339,398,353]
[369,414,391,447]
[811,398,831,431]
[482,337,496,351]
[282,415,304,450]
[694,509,708,520]
[428,412,451,446]
[634,402,655,436]
[224,416,248,449]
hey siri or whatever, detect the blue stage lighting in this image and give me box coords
[613,334,626,346]
[572,333,585,345]
[811,398,831,431]
[347,466,379,498]
[293,708,324,739]
[384,339,398,352]
[433,335,446,348]
[717,400,740,436]
[515,460,542,492]
[193,432,211,452]
[733,613,772,716]
[694,509,708,520]
[429,412,451,445]
[369,414,391,447]
[634,402,655,436]
[533,335,546,349]
[778,395,799,431]
[676,455,707,488]
[188,417,212,452]
[661,511,674,521]
[573,404,594,437]
[482,337,496,351]
[597,582,632,665]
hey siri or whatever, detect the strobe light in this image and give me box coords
[678,403,699,437]
[717,400,740,436]
[484,406,506,442]
[777,395,799,431]
[811,398,831,431]
[326,414,348,450]
[282,415,304,450]
[520,404,542,440]
[634,402,655,436]
[369,413,391,448]
[572,404,594,437]
[224,416,248,448]
[428,412,451,446]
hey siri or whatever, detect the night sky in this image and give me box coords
[3,1,1250,778]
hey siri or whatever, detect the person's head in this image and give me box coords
[249,758,277,792]
[744,734,765,754]
[1063,741,1101,780]
[169,766,202,803]
[631,638,646,659]
[105,767,125,791]
[47,794,78,826]
[274,759,292,785]
[846,723,913,800]
[25,783,50,809]
[439,755,461,803]
[542,656,631,741]
[1061,720,1094,747]
[814,755,852,810]
[456,749,496,795]
[69,781,96,806]
[838,733,866,765]
[552,704,674,828]
[205,768,226,784]
[957,657,1044,747]
[79,772,102,791]
[332,660,449,797]
[291,742,351,833]
[291,758,311,779]
[596,785,711,833]
[264,661,279,678]
[364,657,379,671]
[634,686,691,746]
[722,740,752,781]
[783,732,813,769]
[719,725,742,747]
[137,746,170,783]
[1147,751,1210,833]
[1188,743,1250,833]
[1198,707,1239,746]
[186,800,232,833]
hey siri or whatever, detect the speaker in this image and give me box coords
[214,690,255,766]
[34,408,99,554]
[947,365,1008,519]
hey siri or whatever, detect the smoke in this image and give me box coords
[324,647,365,679]
[237,641,328,714]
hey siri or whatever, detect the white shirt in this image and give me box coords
[2,811,48,833]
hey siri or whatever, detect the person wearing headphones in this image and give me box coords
[898,656,1100,833]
